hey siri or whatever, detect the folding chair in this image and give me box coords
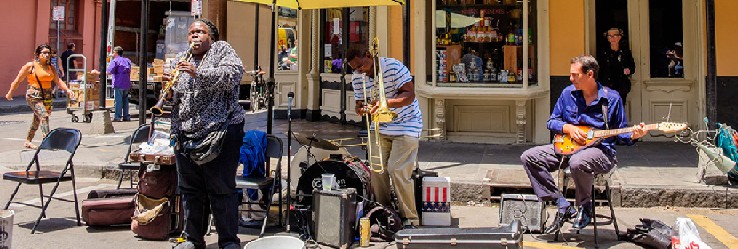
[116,124,151,189]
[3,128,83,234]
[235,134,284,238]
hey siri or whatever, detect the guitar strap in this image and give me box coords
[601,87,609,130]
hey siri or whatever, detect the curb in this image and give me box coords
[5,163,735,208]
[0,101,67,114]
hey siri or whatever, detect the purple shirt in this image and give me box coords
[548,83,633,156]
[106,56,132,90]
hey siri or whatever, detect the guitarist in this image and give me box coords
[521,55,647,234]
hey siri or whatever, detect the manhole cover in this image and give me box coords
[0,121,24,126]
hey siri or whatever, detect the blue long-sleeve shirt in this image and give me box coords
[547,83,633,156]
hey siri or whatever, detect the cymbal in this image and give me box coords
[292,132,340,151]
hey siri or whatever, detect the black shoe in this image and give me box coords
[545,206,577,234]
[572,205,593,229]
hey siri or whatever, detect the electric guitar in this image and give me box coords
[553,122,688,155]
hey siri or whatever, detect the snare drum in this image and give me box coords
[296,159,370,207]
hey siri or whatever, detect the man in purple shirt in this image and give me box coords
[520,55,647,234]
[106,46,132,121]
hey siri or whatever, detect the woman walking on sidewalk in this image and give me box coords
[5,44,74,149]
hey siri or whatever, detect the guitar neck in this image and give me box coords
[593,124,657,138]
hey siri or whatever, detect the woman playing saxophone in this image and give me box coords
[166,19,245,249]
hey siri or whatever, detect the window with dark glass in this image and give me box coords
[322,7,370,74]
[648,0,683,78]
[434,0,537,87]
[277,7,298,71]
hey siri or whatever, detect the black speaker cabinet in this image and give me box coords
[499,194,546,233]
[313,188,357,249]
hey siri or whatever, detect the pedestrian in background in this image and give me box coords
[597,28,635,103]
[169,19,245,249]
[106,46,132,122]
[5,44,74,149]
[61,42,77,80]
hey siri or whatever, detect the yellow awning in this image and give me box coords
[232,0,404,9]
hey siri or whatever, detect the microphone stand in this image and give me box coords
[286,92,294,232]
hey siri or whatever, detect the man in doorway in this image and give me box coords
[60,43,77,79]
[520,55,647,233]
[347,48,422,228]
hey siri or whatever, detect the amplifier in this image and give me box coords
[313,188,357,249]
[499,194,547,233]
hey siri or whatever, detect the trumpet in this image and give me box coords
[150,42,196,116]
[363,37,397,173]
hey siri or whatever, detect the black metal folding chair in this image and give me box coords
[235,134,284,238]
[3,128,83,234]
[117,124,151,189]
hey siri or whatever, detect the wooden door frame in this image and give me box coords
[585,0,706,135]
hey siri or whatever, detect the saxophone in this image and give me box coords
[150,42,195,116]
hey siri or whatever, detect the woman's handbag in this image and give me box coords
[181,121,228,165]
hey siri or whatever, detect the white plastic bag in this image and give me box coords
[676,217,712,249]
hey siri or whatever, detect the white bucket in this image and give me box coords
[243,236,304,249]
[0,210,14,249]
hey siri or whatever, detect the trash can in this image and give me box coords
[0,210,13,249]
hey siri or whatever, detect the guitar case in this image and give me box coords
[394,219,524,249]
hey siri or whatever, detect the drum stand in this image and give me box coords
[286,92,293,232]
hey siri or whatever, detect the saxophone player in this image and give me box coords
[347,48,423,228]
[167,19,245,249]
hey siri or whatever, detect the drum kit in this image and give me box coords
[290,132,370,207]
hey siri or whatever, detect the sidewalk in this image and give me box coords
[0,97,67,114]
[0,105,735,208]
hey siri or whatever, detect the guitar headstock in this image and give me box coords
[656,122,688,133]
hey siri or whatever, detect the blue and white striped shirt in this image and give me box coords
[352,57,423,138]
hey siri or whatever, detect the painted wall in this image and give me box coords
[226,1,272,81]
[549,0,585,76]
[716,0,738,76]
[2,0,100,98]
[0,0,38,97]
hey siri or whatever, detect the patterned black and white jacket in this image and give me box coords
[171,41,245,139]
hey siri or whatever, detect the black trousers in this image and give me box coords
[176,122,244,249]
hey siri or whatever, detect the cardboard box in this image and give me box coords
[85,101,97,110]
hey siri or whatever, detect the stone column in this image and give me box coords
[434,98,446,139]
[515,100,527,143]
[306,10,322,121]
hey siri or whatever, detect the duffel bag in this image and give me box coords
[82,196,135,226]
[137,167,176,199]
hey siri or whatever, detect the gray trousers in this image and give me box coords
[520,144,616,206]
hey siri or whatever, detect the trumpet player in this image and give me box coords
[167,19,245,249]
[347,48,423,228]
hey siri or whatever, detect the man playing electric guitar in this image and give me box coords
[521,55,648,234]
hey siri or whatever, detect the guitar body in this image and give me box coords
[552,122,687,156]
[553,126,604,155]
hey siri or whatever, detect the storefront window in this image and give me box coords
[277,7,298,71]
[322,7,370,74]
[434,0,537,87]
[648,0,683,78]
